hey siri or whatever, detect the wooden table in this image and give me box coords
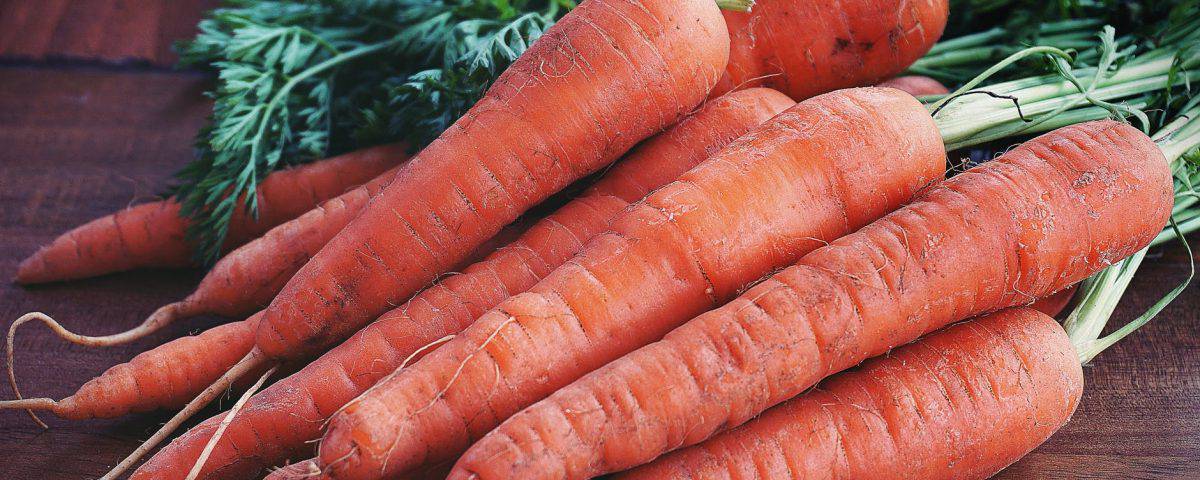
[0,2,1197,478]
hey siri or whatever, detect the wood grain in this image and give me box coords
[0,0,218,66]
[0,66,224,479]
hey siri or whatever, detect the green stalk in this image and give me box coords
[244,38,402,170]
[714,0,754,11]
[934,47,1200,149]
[912,18,1104,80]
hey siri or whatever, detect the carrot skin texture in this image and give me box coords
[131,88,793,480]
[255,0,731,361]
[616,308,1084,480]
[1031,284,1078,318]
[317,87,947,479]
[450,120,1173,480]
[715,0,949,99]
[878,75,951,96]
[15,144,407,284]
[130,195,627,479]
[178,164,404,320]
[43,313,262,420]
[584,88,794,202]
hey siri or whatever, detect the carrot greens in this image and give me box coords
[174,0,575,263]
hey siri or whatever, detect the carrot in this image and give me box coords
[247,0,730,366]
[1032,284,1079,318]
[715,0,949,99]
[315,87,947,479]
[130,87,793,480]
[15,143,407,284]
[2,312,263,427]
[614,307,1084,480]
[7,162,405,355]
[878,75,952,96]
[2,200,531,427]
[448,120,1173,480]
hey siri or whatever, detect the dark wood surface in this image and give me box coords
[0,2,1197,479]
[0,0,219,66]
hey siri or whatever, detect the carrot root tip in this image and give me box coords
[6,312,57,428]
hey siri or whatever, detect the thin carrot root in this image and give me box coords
[4,306,199,426]
[265,459,324,480]
[99,349,269,480]
[9,302,188,350]
[4,312,65,427]
[0,397,54,428]
[185,364,278,480]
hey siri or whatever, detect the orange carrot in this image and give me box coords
[878,74,951,96]
[448,120,1172,480]
[251,0,731,367]
[3,313,263,424]
[15,143,407,284]
[715,0,948,99]
[316,87,947,479]
[131,87,793,480]
[7,161,406,356]
[615,308,1083,480]
[1032,284,1079,318]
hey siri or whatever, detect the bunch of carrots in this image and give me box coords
[5,1,1198,479]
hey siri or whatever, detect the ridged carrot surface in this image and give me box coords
[616,308,1083,480]
[316,87,946,479]
[255,0,731,361]
[450,120,1172,480]
[131,88,793,480]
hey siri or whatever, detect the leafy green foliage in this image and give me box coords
[174,0,573,263]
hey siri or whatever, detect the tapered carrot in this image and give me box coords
[3,312,262,426]
[316,87,947,479]
[15,143,407,284]
[96,7,728,471]
[449,120,1172,480]
[878,75,952,96]
[249,0,730,366]
[7,162,406,355]
[615,307,1084,480]
[130,87,794,480]
[714,0,948,99]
